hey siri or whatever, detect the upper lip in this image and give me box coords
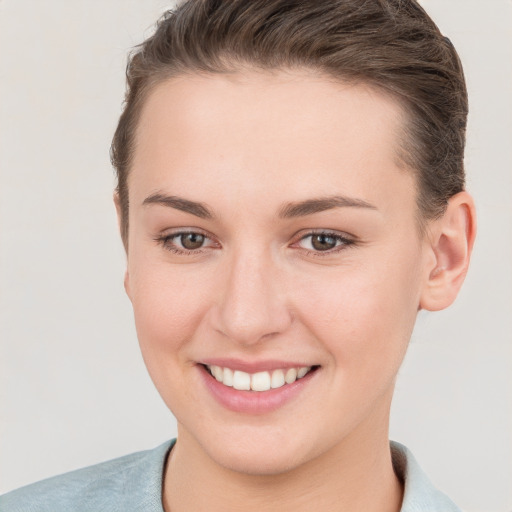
[200,358,317,373]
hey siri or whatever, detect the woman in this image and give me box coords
[0,1,477,510]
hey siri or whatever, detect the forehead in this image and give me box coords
[130,69,414,214]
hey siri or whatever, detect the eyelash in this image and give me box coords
[155,230,217,256]
[296,230,356,257]
[154,230,356,257]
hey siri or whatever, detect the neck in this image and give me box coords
[163,405,403,512]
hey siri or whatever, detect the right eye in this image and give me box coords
[156,230,218,254]
[176,232,206,250]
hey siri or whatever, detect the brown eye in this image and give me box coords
[310,234,337,251]
[156,230,218,254]
[180,233,205,250]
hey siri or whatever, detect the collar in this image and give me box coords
[391,441,461,511]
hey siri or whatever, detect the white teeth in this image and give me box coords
[211,365,223,381]
[233,370,251,390]
[271,369,285,389]
[206,365,313,392]
[285,368,298,384]
[297,366,309,379]
[223,367,234,387]
[251,371,271,391]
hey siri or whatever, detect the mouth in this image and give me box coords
[203,364,319,392]
[198,361,320,414]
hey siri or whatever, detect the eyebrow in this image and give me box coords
[143,193,214,219]
[278,195,377,218]
[142,192,377,219]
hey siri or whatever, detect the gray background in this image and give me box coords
[0,1,510,510]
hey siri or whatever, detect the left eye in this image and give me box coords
[297,233,352,252]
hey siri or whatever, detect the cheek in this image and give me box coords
[294,253,422,374]
[127,260,217,415]
[128,255,212,362]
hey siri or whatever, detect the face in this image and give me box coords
[124,69,432,475]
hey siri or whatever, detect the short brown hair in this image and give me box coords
[111,0,468,245]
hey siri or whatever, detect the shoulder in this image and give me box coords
[0,439,175,512]
[391,441,461,512]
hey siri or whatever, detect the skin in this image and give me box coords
[118,69,476,511]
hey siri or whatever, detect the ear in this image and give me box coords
[113,192,131,299]
[113,192,128,251]
[419,191,477,311]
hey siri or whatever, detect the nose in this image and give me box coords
[211,249,293,346]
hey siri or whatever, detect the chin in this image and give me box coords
[185,421,324,476]
[207,442,308,476]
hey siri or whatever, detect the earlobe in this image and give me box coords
[420,191,477,311]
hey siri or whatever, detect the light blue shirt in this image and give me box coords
[0,440,461,511]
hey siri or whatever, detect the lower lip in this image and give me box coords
[198,365,318,414]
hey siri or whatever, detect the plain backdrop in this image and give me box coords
[0,1,511,511]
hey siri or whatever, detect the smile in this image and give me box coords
[205,365,313,391]
[199,360,320,414]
